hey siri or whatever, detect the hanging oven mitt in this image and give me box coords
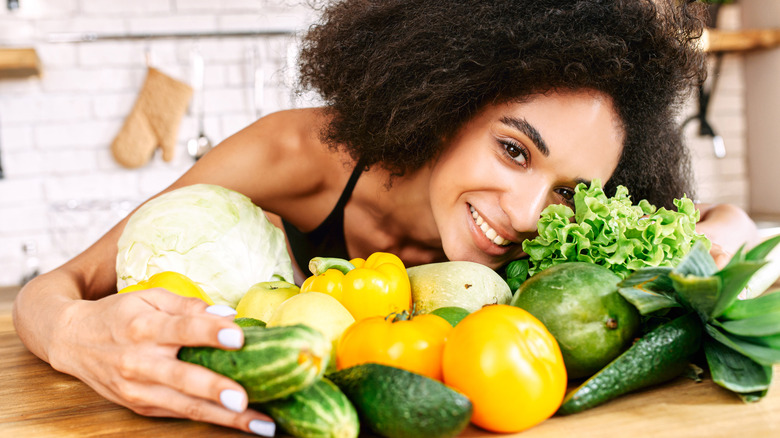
[111,67,193,168]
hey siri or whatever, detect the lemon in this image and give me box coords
[267,292,355,370]
[118,271,215,305]
[235,280,300,322]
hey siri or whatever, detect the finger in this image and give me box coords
[709,243,731,269]
[120,355,249,413]
[111,381,276,436]
[127,312,243,349]
[135,288,211,316]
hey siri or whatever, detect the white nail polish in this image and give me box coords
[218,328,243,349]
[206,304,238,317]
[249,419,276,437]
[220,389,246,413]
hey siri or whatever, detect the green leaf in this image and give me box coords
[673,241,718,278]
[717,314,780,337]
[711,261,768,318]
[705,324,780,366]
[704,337,772,397]
[749,333,780,349]
[745,234,780,261]
[504,259,529,292]
[617,267,681,315]
[669,271,721,319]
[619,267,675,290]
[720,291,780,320]
[738,390,769,403]
[722,244,747,270]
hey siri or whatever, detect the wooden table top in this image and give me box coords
[1,286,779,437]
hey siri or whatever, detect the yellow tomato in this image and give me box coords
[442,305,566,433]
[337,312,452,381]
[118,271,215,305]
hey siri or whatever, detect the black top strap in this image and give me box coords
[282,158,366,274]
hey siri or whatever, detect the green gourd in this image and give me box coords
[178,324,330,402]
[255,378,359,438]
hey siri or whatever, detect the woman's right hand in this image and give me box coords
[43,288,276,436]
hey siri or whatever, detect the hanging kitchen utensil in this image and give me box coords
[681,31,726,158]
[187,46,213,161]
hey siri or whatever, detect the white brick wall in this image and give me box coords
[0,1,751,286]
[686,5,750,210]
[0,0,318,286]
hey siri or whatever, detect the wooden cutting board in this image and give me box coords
[1,288,778,437]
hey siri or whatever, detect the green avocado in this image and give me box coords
[327,363,472,438]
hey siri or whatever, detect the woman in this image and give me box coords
[13,0,757,435]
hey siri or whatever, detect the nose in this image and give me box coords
[502,180,551,235]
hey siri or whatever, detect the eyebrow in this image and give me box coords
[500,116,592,188]
[500,116,549,157]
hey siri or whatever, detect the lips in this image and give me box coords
[469,205,511,246]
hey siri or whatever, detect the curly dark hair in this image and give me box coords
[298,0,707,209]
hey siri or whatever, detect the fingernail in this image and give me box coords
[218,328,243,349]
[249,419,276,437]
[220,389,246,413]
[206,304,238,317]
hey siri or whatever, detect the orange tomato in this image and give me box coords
[337,312,452,380]
[442,305,567,433]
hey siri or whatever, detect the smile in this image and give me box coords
[470,205,511,246]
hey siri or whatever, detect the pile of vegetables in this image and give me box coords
[116,183,780,438]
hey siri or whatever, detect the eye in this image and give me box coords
[499,140,529,168]
[555,187,576,205]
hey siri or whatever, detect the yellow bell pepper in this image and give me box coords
[118,271,215,305]
[300,252,411,321]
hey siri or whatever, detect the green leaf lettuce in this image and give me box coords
[522,180,710,278]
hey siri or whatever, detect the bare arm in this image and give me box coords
[11,108,337,435]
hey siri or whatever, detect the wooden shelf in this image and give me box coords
[703,28,780,53]
[0,47,41,78]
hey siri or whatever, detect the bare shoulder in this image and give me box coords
[172,107,356,227]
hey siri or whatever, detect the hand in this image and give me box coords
[46,289,276,436]
[695,203,758,263]
[708,242,731,269]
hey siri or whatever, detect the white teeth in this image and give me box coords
[469,205,511,246]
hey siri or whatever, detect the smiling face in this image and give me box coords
[428,89,624,269]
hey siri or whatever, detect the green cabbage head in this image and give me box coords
[116,184,294,307]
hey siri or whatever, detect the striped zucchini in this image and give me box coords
[178,324,331,402]
[255,378,359,438]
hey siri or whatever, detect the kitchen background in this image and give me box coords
[0,0,778,287]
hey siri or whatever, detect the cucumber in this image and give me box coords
[254,378,359,438]
[327,363,472,438]
[178,324,330,402]
[234,317,266,327]
[557,312,702,415]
